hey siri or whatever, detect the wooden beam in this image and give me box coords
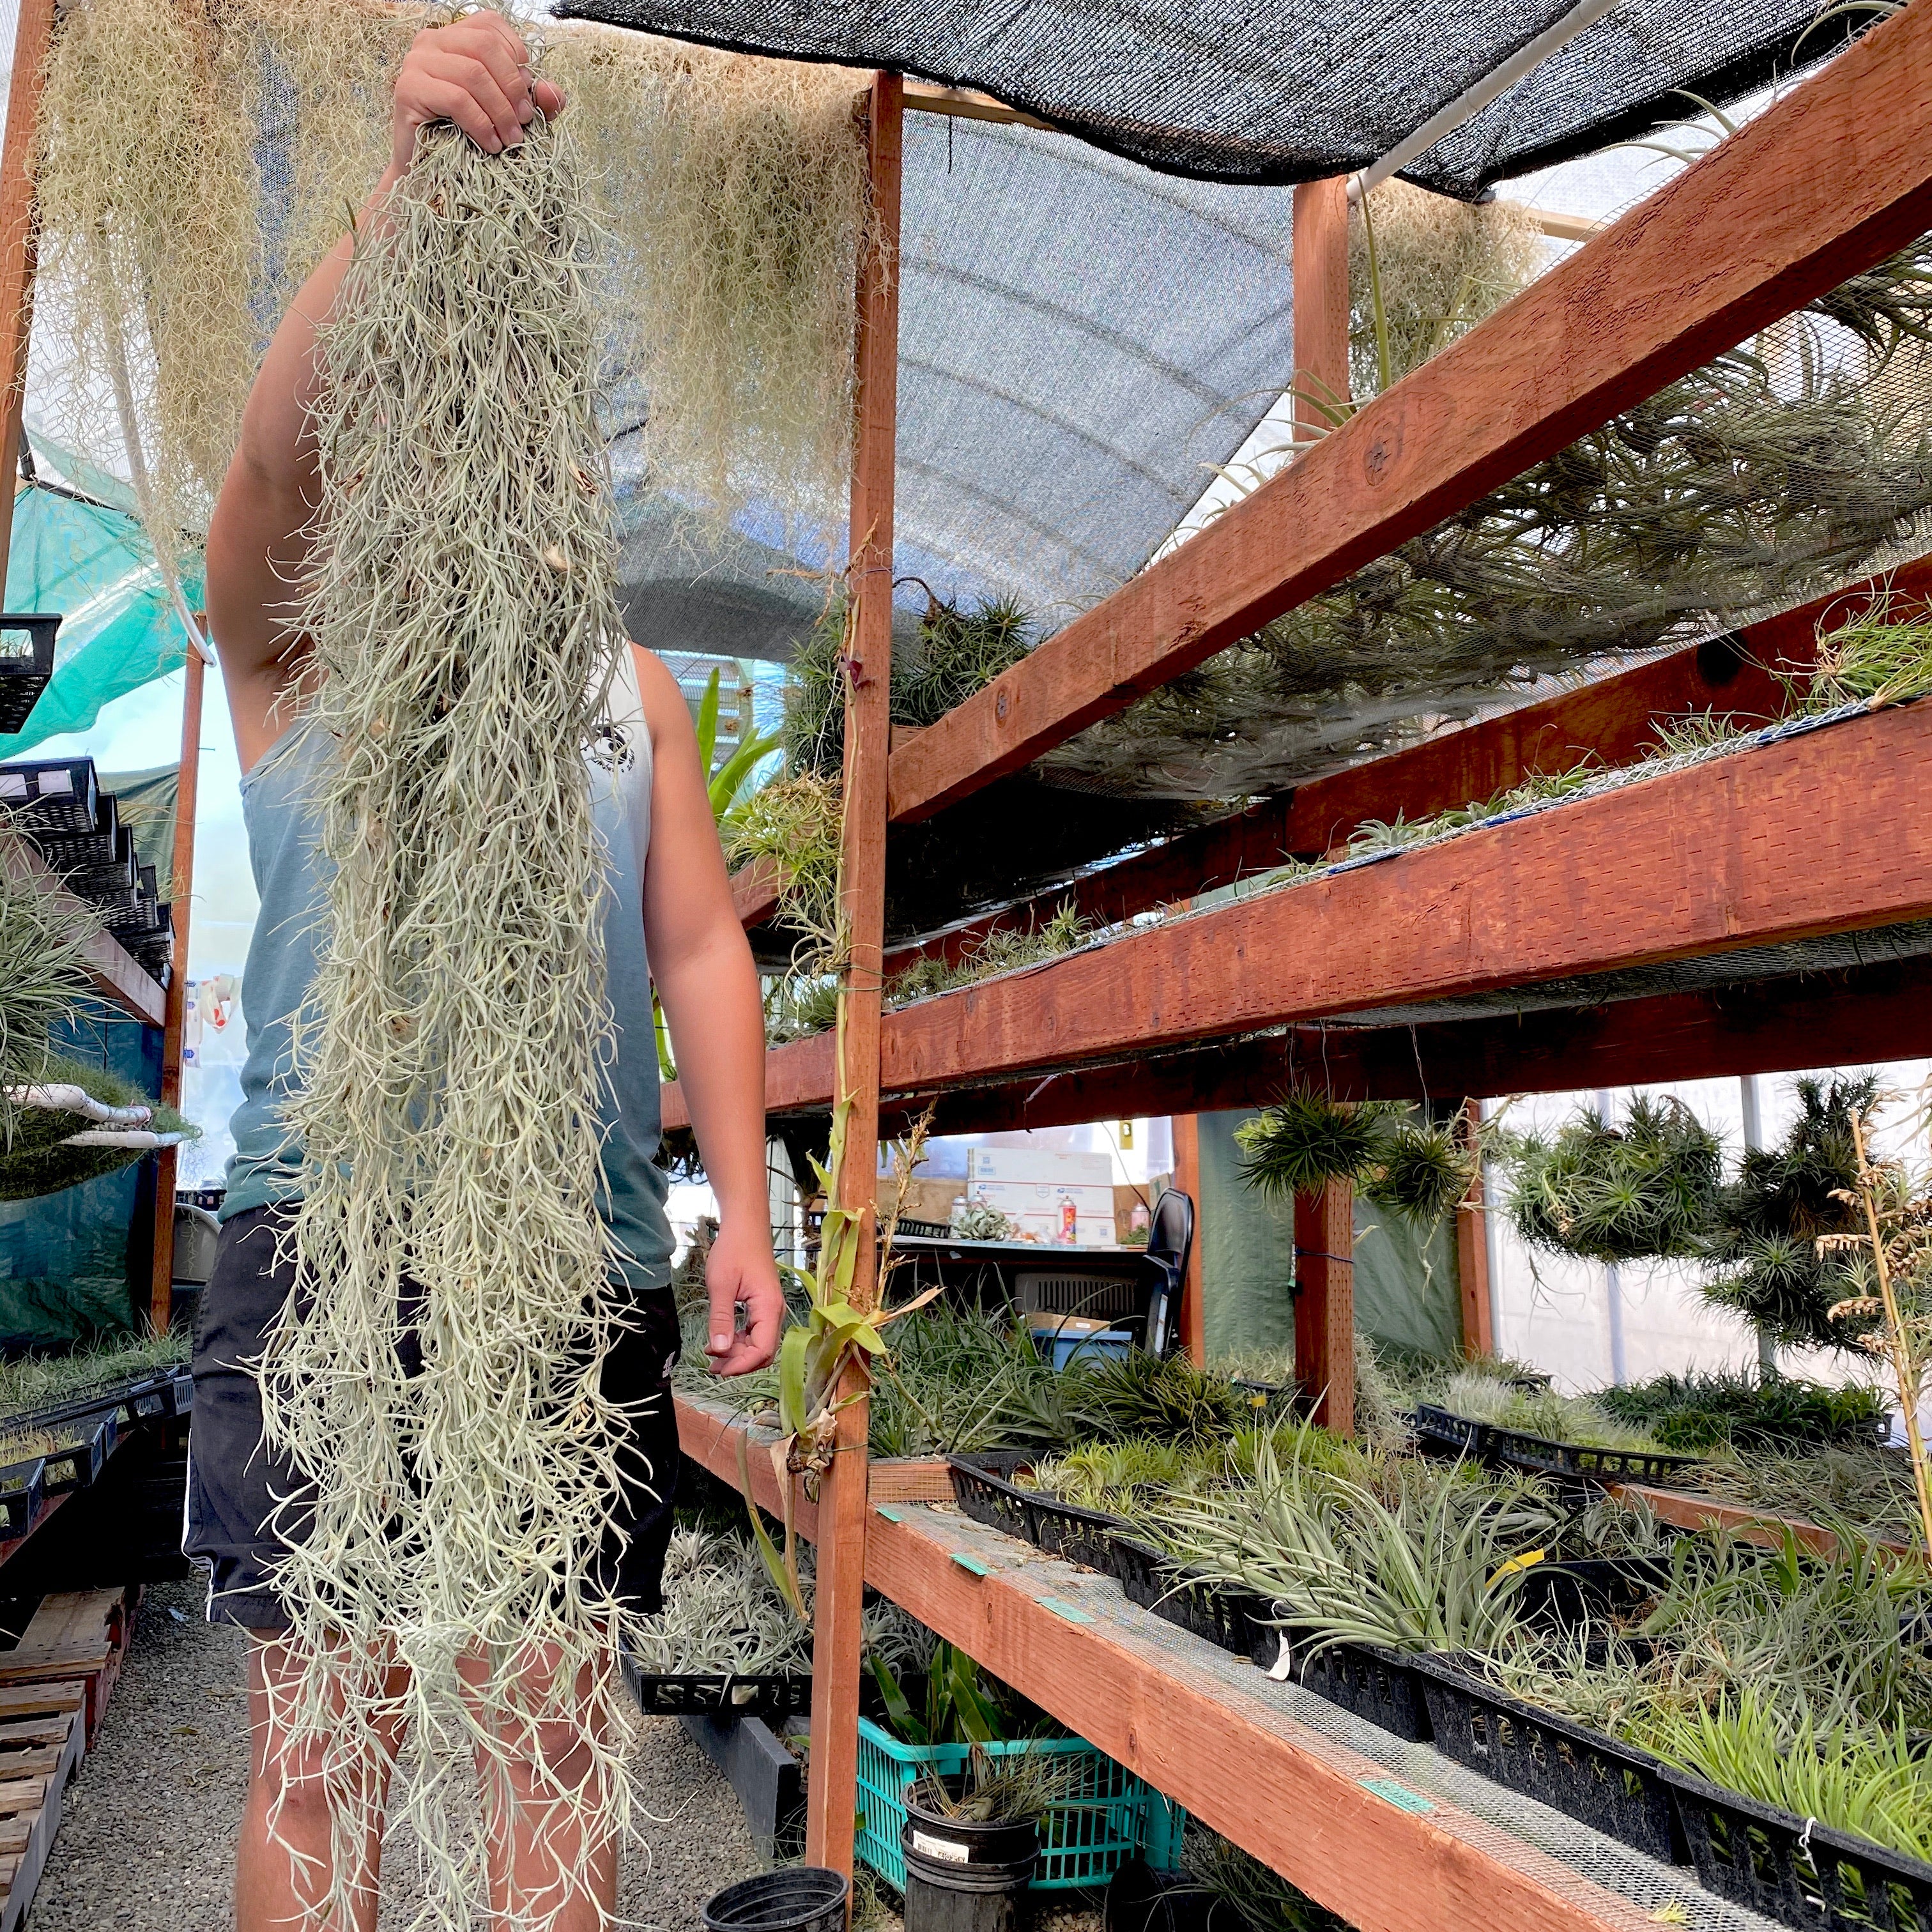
[1612,1482,1914,1563]
[0,834,166,1029]
[804,69,902,1889]
[882,3,1932,824]
[843,952,1932,1138]
[876,703,1932,1093]
[1294,1180,1353,1434]
[150,642,206,1335]
[687,704,1932,1127]
[1292,178,1351,440]
[0,0,53,599]
[1170,1114,1206,1365]
[677,1390,1675,1932]
[877,553,1907,976]
[732,857,781,931]
[901,80,1054,132]
[1454,1109,1493,1361]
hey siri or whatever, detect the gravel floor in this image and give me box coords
[30,1577,767,1930]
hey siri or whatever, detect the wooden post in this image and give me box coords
[1291,176,1352,444]
[1294,1181,1354,1435]
[148,641,208,1335]
[1170,1114,1206,1364]
[0,0,54,597]
[1455,1104,1494,1360]
[804,68,902,1885]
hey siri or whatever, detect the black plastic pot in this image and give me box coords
[903,1782,1043,1867]
[700,1866,849,1932]
[902,1822,1038,1932]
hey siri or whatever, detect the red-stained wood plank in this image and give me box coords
[1295,1181,1354,1434]
[880,703,1932,1091]
[732,857,782,931]
[805,70,902,1885]
[1292,178,1351,438]
[865,953,1932,1137]
[0,0,54,597]
[681,708,1932,1129]
[1455,1112,1493,1360]
[880,556,1928,975]
[151,641,206,1334]
[884,3,1932,825]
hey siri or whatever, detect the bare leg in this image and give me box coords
[464,1646,620,1932]
[238,1633,410,1932]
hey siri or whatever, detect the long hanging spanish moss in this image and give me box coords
[262,111,638,1932]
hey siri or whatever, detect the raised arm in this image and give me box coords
[204,12,560,773]
[633,647,784,1376]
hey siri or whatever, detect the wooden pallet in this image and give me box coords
[0,1588,135,1748]
[0,1680,86,1932]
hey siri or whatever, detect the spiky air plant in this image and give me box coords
[1236,1088,1478,1227]
[1505,1094,1722,1264]
[0,861,98,1151]
[261,112,640,1932]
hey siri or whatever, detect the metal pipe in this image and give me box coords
[1349,0,1624,201]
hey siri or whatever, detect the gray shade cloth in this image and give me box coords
[555,0,1864,197]
[611,113,1295,662]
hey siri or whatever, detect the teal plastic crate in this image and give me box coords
[854,1715,1184,1894]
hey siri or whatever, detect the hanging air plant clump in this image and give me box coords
[1503,1095,1721,1264]
[1235,1087,1475,1226]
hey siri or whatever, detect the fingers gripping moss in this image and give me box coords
[262,115,641,1932]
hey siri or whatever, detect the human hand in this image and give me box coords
[703,1220,785,1376]
[390,10,567,174]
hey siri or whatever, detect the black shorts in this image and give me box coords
[184,1206,682,1629]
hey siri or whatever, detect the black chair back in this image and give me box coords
[1140,1188,1195,1358]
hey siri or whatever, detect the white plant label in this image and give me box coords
[912,1831,972,1864]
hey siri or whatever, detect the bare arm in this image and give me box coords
[204,12,560,774]
[634,647,783,1375]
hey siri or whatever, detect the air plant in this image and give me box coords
[1699,1073,1876,1349]
[1062,1350,1255,1450]
[1813,1107,1932,1554]
[887,901,1093,1008]
[1184,1825,1351,1932]
[908,1747,1082,1828]
[0,1054,199,1202]
[1505,1094,1721,1263]
[260,111,648,1932]
[1696,1442,1926,1550]
[728,769,843,960]
[1807,589,1932,710]
[1588,1368,1887,1455]
[949,1198,1017,1242]
[1153,1429,1551,1659]
[1236,1089,1479,1228]
[0,860,99,1152]
[1642,1692,1932,1866]
[1433,1366,1669,1456]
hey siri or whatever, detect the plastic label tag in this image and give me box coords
[1268,1633,1295,1681]
[1360,1777,1434,1815]
[911,1830,972,1864]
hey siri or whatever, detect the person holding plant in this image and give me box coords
[189,14,785,1928]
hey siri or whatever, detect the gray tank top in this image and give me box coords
[221,657,675,1298]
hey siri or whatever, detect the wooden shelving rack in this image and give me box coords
[663,1,1932,1917]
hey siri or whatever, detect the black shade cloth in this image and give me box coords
[552,0,1863,196]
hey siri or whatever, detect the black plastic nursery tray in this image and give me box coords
[1664,1763,1932,1932]
[1286,1632,1433,1744]
[0,754,95,832]
[1025,1489,1126,1571]
[0,617,59,737]
[1109,1535,1269,1656]
[946,1451,1036,1542]
[36,1412,117,1494]
[1406,1404,1489,1458]
[1411,1652,1680,1863]
[622,1666,811,1721]
[0,1455,46,1539]
[1482,1425,1704,1489]
[1514,1556,1673,1632]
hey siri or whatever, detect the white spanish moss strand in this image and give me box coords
[261,111,641,1932]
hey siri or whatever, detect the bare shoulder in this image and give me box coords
[627,643,694,747]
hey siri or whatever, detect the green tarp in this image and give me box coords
[1195,1107,1464,1366]
[0,466,202,758]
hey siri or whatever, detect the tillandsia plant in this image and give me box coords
[261,109,641,1932]
[1816,1107,1932,1555]
[0,856,99,1152]
[1235,1087,1479,1227]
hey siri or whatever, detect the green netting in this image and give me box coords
[1196,1106,1464,1367]
[0,464,201,759]
[98,764,181,886]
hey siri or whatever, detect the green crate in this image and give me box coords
[854,1715,1185,1893]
